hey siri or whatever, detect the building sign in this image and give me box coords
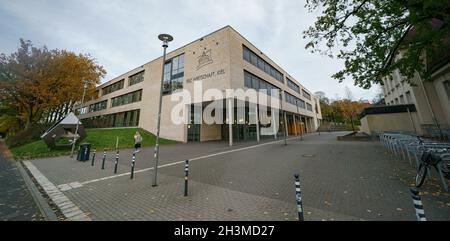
[197,49,213,70]
[186,69,225,83]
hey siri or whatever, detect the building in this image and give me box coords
[77,26,322,144]
[369,19,450,136]
[380,64,450,136]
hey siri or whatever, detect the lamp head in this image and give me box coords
[158,34,173,47]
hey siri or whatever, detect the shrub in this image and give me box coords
[6,124,50,147]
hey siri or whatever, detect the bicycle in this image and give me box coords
[415,137,450,190]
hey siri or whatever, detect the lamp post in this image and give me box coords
[70,81,88,158]
[152,33,173,187]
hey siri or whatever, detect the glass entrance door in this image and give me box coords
[187,104,201,142]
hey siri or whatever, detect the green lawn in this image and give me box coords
[10,128,178,160]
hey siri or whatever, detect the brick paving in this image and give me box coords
[26,132,450,221]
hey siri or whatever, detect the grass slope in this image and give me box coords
[10,128,177,160]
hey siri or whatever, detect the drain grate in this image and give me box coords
[302,154,315,157]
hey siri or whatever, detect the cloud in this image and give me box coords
[0,0,379,100]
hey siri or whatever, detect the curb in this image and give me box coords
[16,161,59,221]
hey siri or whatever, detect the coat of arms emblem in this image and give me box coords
[197,49,213,70]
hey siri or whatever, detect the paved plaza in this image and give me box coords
[22,132,450,221]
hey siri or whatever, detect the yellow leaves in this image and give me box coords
[1,39,106,130]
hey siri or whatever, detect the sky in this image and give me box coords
[0,0,380,101]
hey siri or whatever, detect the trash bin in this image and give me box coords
[77,143,91,162]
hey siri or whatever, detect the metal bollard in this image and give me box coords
[184,160,189,196]
[410,188,427,221]
[91,149,96,166]
[294,174,304,221]
[130,152,136,179]
[114,150,119,174]
[101,150,106,170]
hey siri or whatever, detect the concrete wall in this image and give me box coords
[360,112,422,135]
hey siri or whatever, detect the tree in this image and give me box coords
[371,86,385,105]
[0,39,106,132]
[304,0,450,88]
[333,99,371,130]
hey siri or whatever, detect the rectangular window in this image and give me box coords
[111,90,142,107]
[242,45,284,83]
[244,71,252,88]
[89,100,107,113]
[284,91,305,108]
[163,54,185,94]
[287,78,300,94]
[244,70,280,97]
[298,99,305,109]
[76,106,88,115]
[129,71,144,86]
[102,79,124,96]
[399,95,405,104]
[302,89,311,100]
[251,74,260,89]
[406,91,412,103]
[82,109,140,128]
[243,47,250,61]
[306,103,313,111]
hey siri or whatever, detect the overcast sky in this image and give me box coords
[0,0,380,101]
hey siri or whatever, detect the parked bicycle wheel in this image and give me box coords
[415,162,428,187]
[441,159,450,179]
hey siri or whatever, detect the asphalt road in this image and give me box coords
[0,152,44,221]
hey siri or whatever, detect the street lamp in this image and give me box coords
[152,33,173,187]
[70,80,89,158]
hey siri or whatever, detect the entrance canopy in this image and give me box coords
[41,112,86,149]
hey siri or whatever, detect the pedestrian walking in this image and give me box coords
[134,131,143,153]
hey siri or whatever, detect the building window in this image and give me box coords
[444,80,450,100]
[406,91,412,103]
[394,98,399,104]
[111,90,142,107]
[284,91,305,109]
[102,79,124,96]
[89,100,107,113]
[129,71,144,86]
[163,54,185,94]
[82,109,140,128]
[306,103,313,111]
[399,95,405,104]
[244,71,280,97]
[287,78,300,94]
[76,106,88,115]
[298,99,306,109]
[302,89,311,100]
[243,45,284,83]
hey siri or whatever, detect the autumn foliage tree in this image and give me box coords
[318,91,371,130]
[304,0,450,88]
[0,39,105,139]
